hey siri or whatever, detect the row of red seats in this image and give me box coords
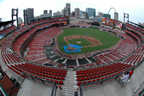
[12,22,54,55]
[25,27,57,51]
[1,17,66,49]
[1,48,24,65]
[20,63,66,74]
[77,71,119,86]
[95,40,136,65]
[30,73,64,85]
[1,18,68,84]
[10,64,67,84]
[125,30,141,45]
[25,54,46,61]
[0,25,16,34]
[77,63,131,75]
[13,28,42,55]
[126,23,144,33]
[0,48,26,78]
[30,17,67,26]
[76,63,132,86]
[1,48,67,85]
[25,27,60,63]
[124,45,144,65]
[7,65,26,78]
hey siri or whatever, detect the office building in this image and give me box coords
[53,11,62,17]
[79,11,88,19]
[23,8,34,25]
[75,8,80,18]
[64,3,71,16]
[49,10,52,17]
[86,8,96,19]
[43,10,48,14]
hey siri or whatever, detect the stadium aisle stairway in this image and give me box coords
[62,70,79,96]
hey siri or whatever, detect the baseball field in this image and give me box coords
[57,28,120,54]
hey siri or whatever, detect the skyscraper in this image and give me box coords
[23,8,34,25]
[65,3,71,16]
[75,8,80,18]
[49,10,52,17]
[43,10,48,14]
[86,8,96,19]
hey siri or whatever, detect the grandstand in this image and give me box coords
[0,16,144,96]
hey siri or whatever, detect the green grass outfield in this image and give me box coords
[57,28,120,54]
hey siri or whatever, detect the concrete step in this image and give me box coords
[62,70,79,96]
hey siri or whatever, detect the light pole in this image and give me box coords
[12,8,19,27]
[124,13,129,23]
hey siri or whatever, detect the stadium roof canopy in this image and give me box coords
[0,20,15,27]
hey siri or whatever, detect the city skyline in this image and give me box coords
[0,0,144,23]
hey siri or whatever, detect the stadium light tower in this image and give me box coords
[123,13,129,23]
[12,8,19,28]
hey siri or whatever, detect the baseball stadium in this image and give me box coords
[0,8,144,96]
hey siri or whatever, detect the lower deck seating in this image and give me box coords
[1,47,67,85]
[76,63,132,86]
[10,63,67,85]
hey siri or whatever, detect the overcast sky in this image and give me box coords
[0,0,144,23]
